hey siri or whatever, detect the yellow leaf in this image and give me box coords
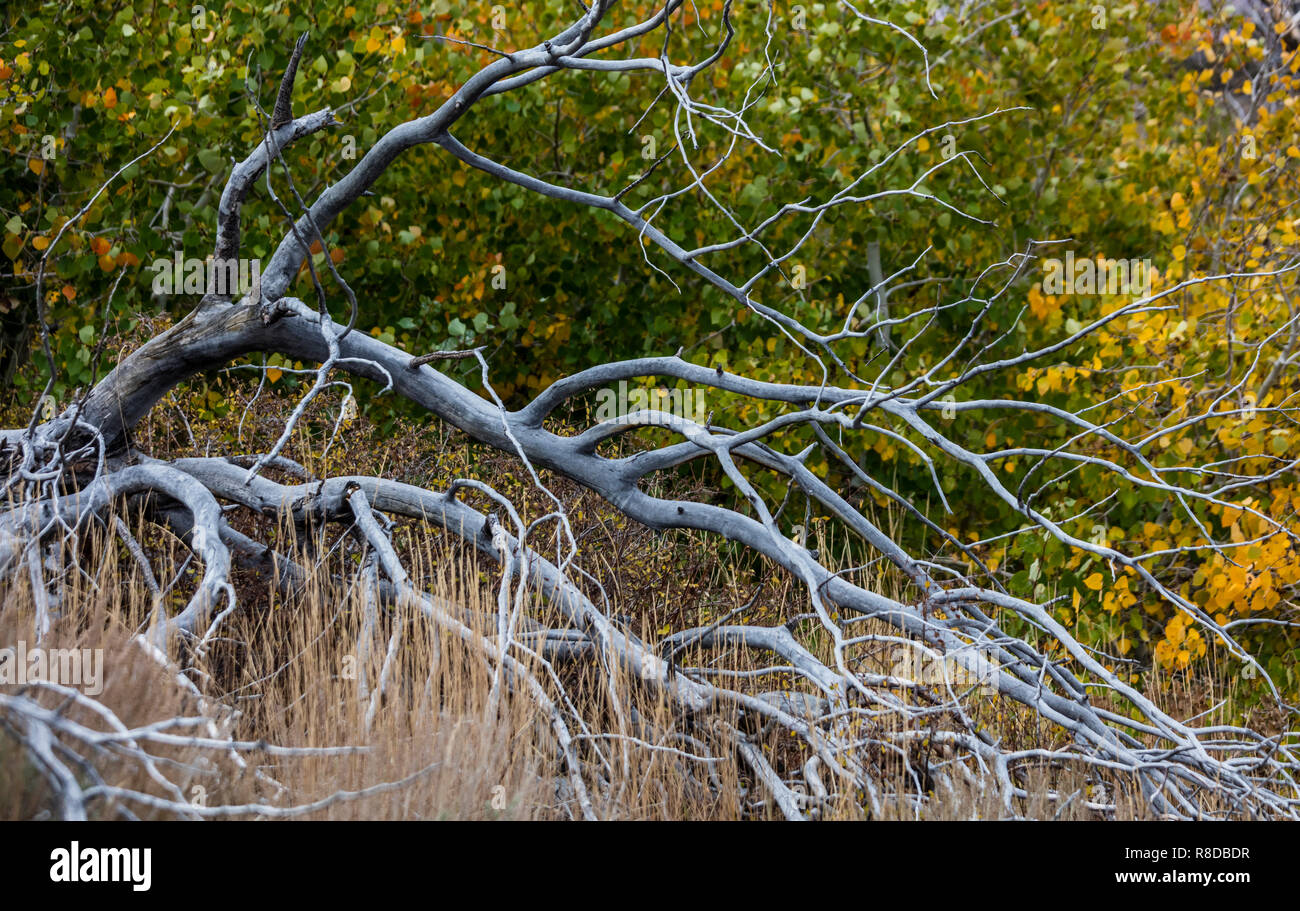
[266,367,283,383]
[1084,572,1104,591]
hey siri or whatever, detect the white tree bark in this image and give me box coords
[3,1,1298,820]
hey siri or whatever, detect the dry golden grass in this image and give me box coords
[1,374,1283,821]
[2,502,1254,821]
[0,513,767,820]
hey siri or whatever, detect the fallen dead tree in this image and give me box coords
[2,1,1298,820]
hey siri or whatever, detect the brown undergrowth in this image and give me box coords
[0,370,1272,819]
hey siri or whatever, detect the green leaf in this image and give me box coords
[197,148,225,174]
